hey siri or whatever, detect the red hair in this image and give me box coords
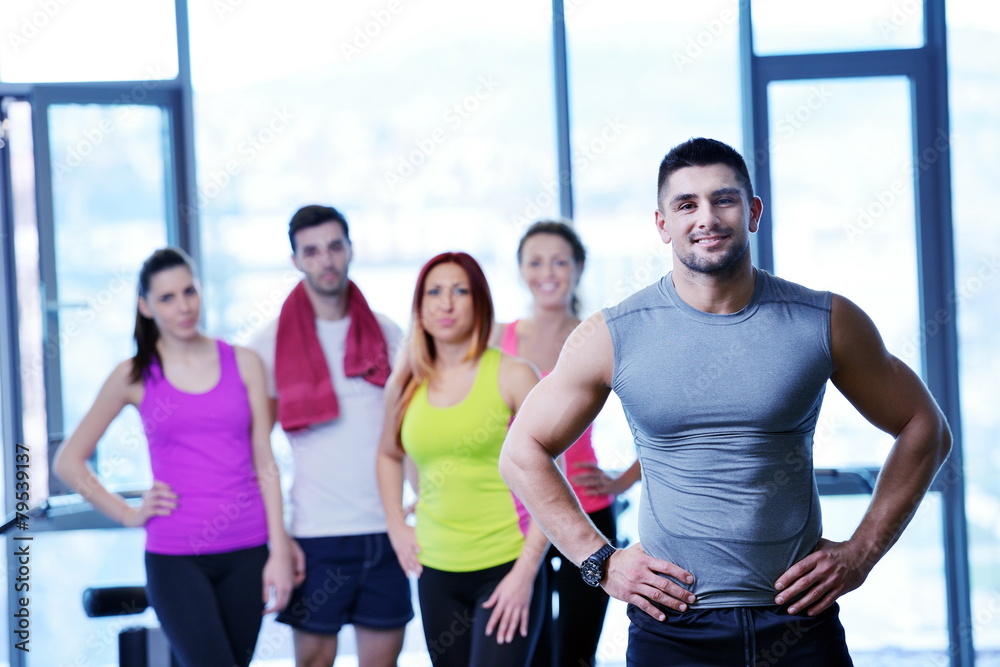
[400,252,495,411]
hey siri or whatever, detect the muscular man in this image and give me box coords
[499,138,951,665]
[249,205,413,667]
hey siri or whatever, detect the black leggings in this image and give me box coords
[418,560,547,667]
[145,545,267,667]
[531,503,617,667]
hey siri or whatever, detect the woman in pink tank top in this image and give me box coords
[492,220,641,667]
[54,247,296,667]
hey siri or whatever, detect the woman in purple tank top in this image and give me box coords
[54,247,297,667]
[491,220,641,667]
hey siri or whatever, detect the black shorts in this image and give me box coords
[277,533,413,635]
[627,602,854,666]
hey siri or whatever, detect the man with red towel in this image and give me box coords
[249,205,413,667]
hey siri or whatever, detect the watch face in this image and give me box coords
[581,558,603,586]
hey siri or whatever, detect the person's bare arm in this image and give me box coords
[53,360,178,526]
[258,360,307,587]
[376,370,422,577]
[482,355,546,643]
[500,313,695,620]
[571,458,642,497]
[774,295,952,615]
[236,346,294,613]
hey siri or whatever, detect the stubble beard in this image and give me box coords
[305,272,349,298]
[677,237,750,279]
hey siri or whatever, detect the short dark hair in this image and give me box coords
[657,138,754,210]
[288,205,350,252]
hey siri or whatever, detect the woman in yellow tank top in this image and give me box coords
[376,252,548,666]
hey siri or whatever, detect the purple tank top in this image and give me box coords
[140,339,268,555]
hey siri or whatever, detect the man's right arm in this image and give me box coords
[499,312,695,619]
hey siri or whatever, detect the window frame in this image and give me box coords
[740,1,973,664]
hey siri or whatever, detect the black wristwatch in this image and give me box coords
[580,544,617,587]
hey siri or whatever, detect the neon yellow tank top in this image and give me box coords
[400,347,524,572]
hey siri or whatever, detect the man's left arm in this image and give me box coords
[774,294,952,615]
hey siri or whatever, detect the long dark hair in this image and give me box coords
[516,219,587,317]
[129,247,197,383]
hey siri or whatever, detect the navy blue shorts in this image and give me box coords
[627,602,854,666]
[277,533,413,635]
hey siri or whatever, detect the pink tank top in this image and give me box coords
[501,321,613,514]
[140,340,268,555]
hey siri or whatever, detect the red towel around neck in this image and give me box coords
[274,280,390,432]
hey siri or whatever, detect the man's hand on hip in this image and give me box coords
[774,537,870,616]
[602,542,696,621]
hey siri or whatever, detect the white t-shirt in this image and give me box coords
[248,312,403,538]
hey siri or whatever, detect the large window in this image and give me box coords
[744,0,998,663]
[769,76,921,464]
[948,0,1000,658]
[0,0,178,83]
[44,101,171,489]
[1,0,995,665]
[187,0,558,339]
[767,74,949,654]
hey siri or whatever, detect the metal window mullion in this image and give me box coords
[552,0,573,221]
[756,48,924,81]
[171,0,200,263]
[29,90,65,454]
[1,93,29,667]
[915,1,973,663]
[740,3,774,274]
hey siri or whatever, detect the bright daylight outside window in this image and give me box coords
[0,0,996,664]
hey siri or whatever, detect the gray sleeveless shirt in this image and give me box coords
[603,270,832,608]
